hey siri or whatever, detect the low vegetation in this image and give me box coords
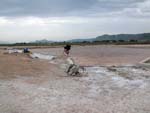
[0,39,150,47]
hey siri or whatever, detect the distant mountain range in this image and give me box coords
[95,33,150,41]
[0,41,10,44]
[29,33,150,43]
[67,38,94,42]
[68,33,150,42]
[1,33,150,44]
[31,39,54,43]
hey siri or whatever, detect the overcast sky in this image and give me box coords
[0,0,150,42]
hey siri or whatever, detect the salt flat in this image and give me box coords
[0,45,150,113]
[32,45,150,66]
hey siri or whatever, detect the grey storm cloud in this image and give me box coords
[0,0,148,17]
[0,0,95,17]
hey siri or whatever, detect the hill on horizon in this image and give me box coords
[0,33,150,44]
[95,33,150,41]
[67,33,150,43]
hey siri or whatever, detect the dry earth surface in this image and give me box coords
[0,45,150,113]
[32,45,150,66]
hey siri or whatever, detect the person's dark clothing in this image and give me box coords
[64,45,71,51]
[64,45,71,55]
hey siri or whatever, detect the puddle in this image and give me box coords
[8,49,23,54]
[30,53,55,60]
